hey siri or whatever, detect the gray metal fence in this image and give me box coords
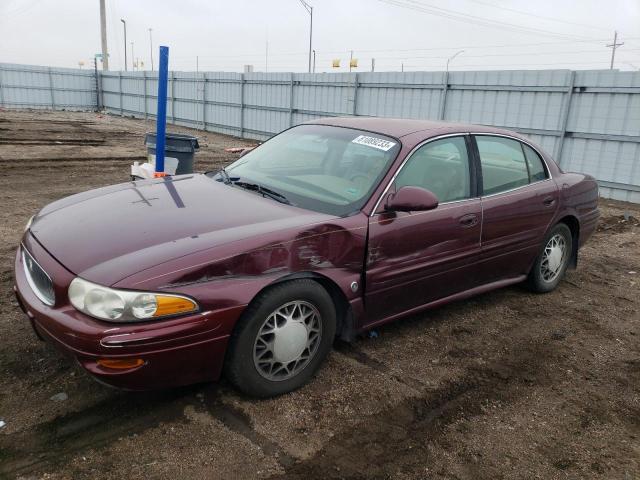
[0,62,97,110]
[1,62,639,203]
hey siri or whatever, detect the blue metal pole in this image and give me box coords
[155,45,169,176]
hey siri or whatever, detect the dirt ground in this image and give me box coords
[0,110,639,480]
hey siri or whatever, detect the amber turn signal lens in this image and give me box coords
[153,295,198,317]
[97,358,145,370]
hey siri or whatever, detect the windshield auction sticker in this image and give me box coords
[352,135,396,151]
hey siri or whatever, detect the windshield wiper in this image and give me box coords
[233,181,291,205]
[216,167,232,184]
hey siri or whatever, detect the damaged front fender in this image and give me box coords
[112,214,369,333]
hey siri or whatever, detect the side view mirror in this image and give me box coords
[385,186,439,212]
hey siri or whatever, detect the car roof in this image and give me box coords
[304,116,523,140]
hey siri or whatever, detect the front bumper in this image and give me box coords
[14,235,244,390]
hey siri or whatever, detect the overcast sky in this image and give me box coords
[1,0,639,72]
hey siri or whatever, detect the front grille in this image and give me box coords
[22,247,55,306]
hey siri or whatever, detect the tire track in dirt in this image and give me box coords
[0,389,197,476]
[0,382,300,477]
[204,392,298,468]
[335,341,426,392]
[272,338,555,479]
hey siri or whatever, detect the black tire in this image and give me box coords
[527,223,573,293]
[224,279,336,398]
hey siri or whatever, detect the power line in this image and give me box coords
[402,60,621,69]
[318,37,640,55]
[377,0,597,41]
[170,43,640,69]
[1,0,44,19]
[172,37,640,62]
[460,0,610,33]
[373,47,640,62]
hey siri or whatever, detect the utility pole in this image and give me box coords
[99,0,109,70]
[149,28,154,70]
[607,31,624,70]
[131,42,135,70]
[371,58,375,72]
[298,0,313,73]
[120,19,127,71]
[196,56,199,73]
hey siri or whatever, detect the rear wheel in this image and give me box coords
[224,280,336,397]
[527,223,573,293]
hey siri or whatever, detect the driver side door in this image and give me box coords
[364,135,483,326]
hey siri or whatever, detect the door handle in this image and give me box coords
[543,196,556,207]
[459,213,478,228]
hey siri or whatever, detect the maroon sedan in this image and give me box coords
[14,118,599,397]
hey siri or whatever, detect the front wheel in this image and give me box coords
[224,280,336,397]
[527,223,573,293]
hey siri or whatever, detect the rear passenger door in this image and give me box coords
[474,135,559,283]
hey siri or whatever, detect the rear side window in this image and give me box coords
[523,144,548,182]
[395,136,471,203]
[476,136,529,195]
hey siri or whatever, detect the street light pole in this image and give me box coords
[120,19,127,71]
[298,0,313,73]
[446,50,464,72]
[149,28,154,71]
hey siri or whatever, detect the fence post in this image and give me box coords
[0,65,6,107]
[119,71,123,116]
[555,70,576,165]
[202,73,206,130]
[93,58,100,111]
[289,73,295,126]
[48,67,55,109]
[143,71,148,119]
[439,71,449,120]
[170,71,175,124]
[352,73,359,116]
[239,73,245,138]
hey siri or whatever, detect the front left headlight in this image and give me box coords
[68,277,198,322]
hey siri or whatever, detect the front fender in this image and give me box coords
[112,214,369,336]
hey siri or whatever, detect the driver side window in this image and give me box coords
[395,136,471,204]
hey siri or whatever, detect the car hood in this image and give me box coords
[30,174,335,286]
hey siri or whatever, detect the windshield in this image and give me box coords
[214,124,401,216]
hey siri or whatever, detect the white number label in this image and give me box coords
[351,135,396,152]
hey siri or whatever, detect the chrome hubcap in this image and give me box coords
[253,300,322,381]
[541,233,567,282]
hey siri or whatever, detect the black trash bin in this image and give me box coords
[144,132,200,175]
